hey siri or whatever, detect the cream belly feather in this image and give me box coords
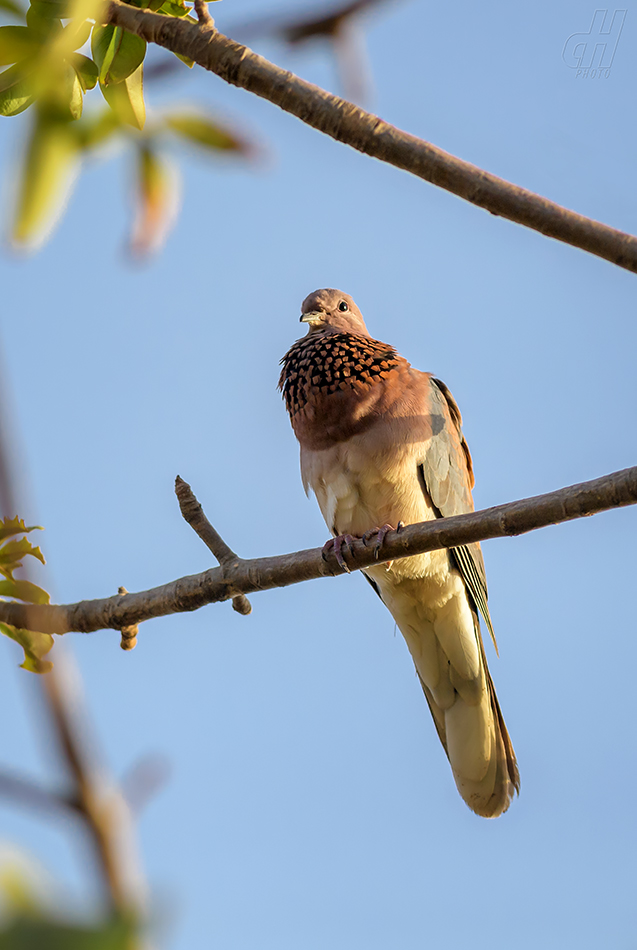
[301,434,503,815]
[280,288,518,817]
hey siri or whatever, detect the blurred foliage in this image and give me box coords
[130,141,174,255]
[0,856,138,948]
[0,516,52,673]
[0,915,136,949]
[0,0,251,253]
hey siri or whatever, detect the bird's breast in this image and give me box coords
[279,331,404,450]
[281,329,451,582]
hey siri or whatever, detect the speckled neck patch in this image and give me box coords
[279,332,401,417]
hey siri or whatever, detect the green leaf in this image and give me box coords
[69,51,97,91]
[59,13,92,51]
[0,579,50,604]
[0,622,53,674]
[37,61,83,119]
[173,51,194,67]
[65,0,103,24]
[101,63,144,129]
[0,66,33,112]
[11,114,79,245]
[0,25,39,64]
[91,22,121,82]
[35,60,83,120]
[0,863,42,917]
[156,0,191,16]
[67,64,82,118]
[92,24,145,85]
[106,30,145,83]
[164,111,248,153]
[29,0,69,12]
[0,915,136,948]
[91,23,118,82]
[25,2,62,38]
[0,517,42,544]
[0,536,46,570]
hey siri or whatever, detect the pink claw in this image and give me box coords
[361,521,405,559]
[322,534,356,573]
[373,523,395,558]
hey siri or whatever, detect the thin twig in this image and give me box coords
[175,476,238,565]
[331,18,372,105]
[230,0,384,44]
[0,769,80,816]
[120,754,171,816]
[228,0,382,102]
[105,0,637,274]
[0,464,635,636]
[193,0,214,30]
[175,476,252,615]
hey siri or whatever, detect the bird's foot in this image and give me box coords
[362,521,405,561]
[322,534,357,573]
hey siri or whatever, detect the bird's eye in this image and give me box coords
[338,301,349,312]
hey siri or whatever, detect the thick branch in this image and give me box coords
[106,0,637,274]
[1,465,635,636]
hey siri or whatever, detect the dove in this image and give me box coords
[279,288,519,817]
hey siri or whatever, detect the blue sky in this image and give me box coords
[0,1,636,947]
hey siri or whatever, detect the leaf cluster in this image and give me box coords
[0,860,137,948]
[0,916,136,950]
[0,516,52,673]
[0,0,250,251]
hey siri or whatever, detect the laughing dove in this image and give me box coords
[279,288,519,818]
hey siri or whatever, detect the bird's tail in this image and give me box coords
[417,619,519,818]
[365,568,518,817]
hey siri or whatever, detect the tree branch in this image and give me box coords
[230,0,384,45]
[105,0,637,274]
[0,768,80,816]
[39,663,144,916]
[1,465,635,636]
[175,475,252,616]
[229,0,383,103]
[0,360,146,919]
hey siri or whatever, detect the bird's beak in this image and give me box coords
[300,310,323,326]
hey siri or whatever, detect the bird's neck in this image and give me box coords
[279,332,406,450]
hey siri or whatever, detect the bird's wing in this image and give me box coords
[418,375,497,650]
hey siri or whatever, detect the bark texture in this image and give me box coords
[1,465,635,636]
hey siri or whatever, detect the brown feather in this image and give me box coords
[281,294,519,818]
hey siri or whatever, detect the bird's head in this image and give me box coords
[300,288,369,336]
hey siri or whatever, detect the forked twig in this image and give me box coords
[175,476,252,616]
